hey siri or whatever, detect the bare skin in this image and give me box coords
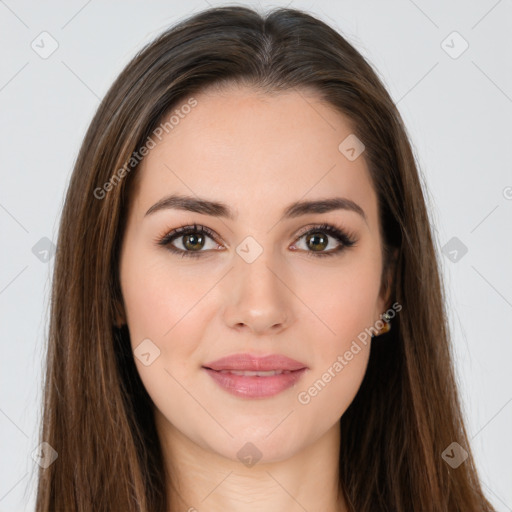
[118,84,391,511]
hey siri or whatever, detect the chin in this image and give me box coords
[202,421,310,465]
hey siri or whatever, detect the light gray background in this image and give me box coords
[1,0,511,510]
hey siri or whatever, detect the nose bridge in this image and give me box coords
[223,240,292,333]
[234,240,285,303]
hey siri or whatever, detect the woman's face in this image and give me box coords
[119,85,388,464]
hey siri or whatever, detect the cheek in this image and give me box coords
[119,244,215,403]
[294,306,373,437]
[301,251,382,350]
[293,255,380,418]
[119,247,211,430]
[120,242,200,346]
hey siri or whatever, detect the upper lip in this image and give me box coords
[203,353,307,372]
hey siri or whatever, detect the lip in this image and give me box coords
[202,353,308,399]
[203,353,307,372]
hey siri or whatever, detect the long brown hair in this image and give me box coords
[34,5,495,511]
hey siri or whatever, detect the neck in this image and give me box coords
[155,411,348,512]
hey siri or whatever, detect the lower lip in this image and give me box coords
[203,368,307,399]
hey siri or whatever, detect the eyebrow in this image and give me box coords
[145,194,366,222]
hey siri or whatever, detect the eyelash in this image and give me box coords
[156,222,357,259]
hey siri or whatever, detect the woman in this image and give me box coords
[34,5,496,511]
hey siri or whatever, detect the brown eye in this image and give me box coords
[292,223,357,258]
[158,224,221,258]
[305,232,329,252]
[181,232,206,252]
[158,222,356,259]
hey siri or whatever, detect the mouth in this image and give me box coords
[202,353,308,399]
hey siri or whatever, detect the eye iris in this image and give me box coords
[306,232,328,251]
[183,233,204,251]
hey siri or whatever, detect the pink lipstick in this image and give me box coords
[202,353,308,399]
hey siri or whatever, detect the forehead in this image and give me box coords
[130,85,378,227]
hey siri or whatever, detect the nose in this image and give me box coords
[222,252,294,336]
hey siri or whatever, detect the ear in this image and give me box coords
[113,296,127,328]
[379,247,399,311]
